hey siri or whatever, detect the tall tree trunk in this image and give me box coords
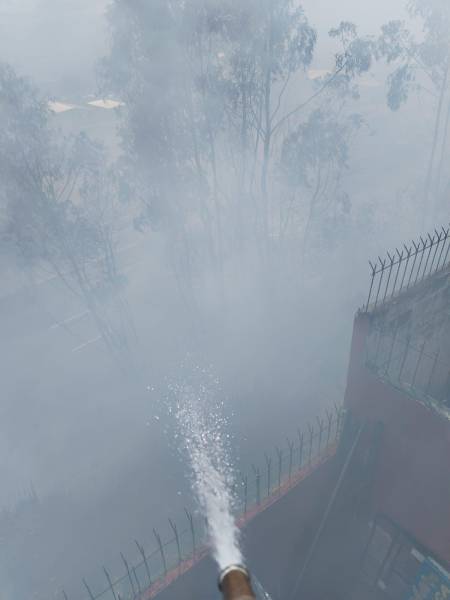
[197,27,224,280]
[302,164,323,264]
[434,95,450,211]
[423,62,449,228]
[236,77,248,254]
[260,3,275,254]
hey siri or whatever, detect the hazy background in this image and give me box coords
[0,0,445,599]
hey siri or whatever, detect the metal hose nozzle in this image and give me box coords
[218,564,256,600]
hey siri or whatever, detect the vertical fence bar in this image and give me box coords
[325,410,333,448]
[287,438,294,482]
[414,237,427,285]
[435,229,446,270]
[442,230,450,268]
[391,249,403,296]
[184,509,196,558]
[153,529,167,576]
[308,424,314,465]
[335,404,343,440]
[120,552,136,599]
[400,245,412,292]
[242,475,248,516]
[276,447,282,489]
[428,230,441,275]
[436,227,449,270]
[374,258,386,308]
[421,234,435,280]
[383,252,395,302]
[316,417,324,453]
[132,567,141,596]
[135,540,151,587]
[83,579,96,600]
[264,454,271,497]
[252,465,261,505]
[365,262,377,311]
[298,430,304,470]
[407,241,420,289]
[168,519,182,566]
[256,467,261,505]
[103,567,117,600]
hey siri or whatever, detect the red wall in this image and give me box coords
[344,312,450,566]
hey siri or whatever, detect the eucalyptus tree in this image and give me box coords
[183,0,318,253]
[0,62,131,359]
[101,0,228,290]
[280,109,363,255]
[376,0,450,221]
[219,13,374,251]
[101,0,376,294]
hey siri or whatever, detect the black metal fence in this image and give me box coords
[363,226,450,312]
[366,327,450,412]
[360,514,428,597]
[68,405,344,600]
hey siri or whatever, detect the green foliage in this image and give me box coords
[387,64,416,111]
[377,21,410,64]
[377,1,450,109]
[280,109,362,189]
[0,63,119,292]
[100,0,373,271]
[330,22,375,77]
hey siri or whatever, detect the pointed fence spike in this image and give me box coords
[120,552,136,599]
[132,567,141,595]
[103,567,117,600]
[153,528,167,576]
[83,579,95,600]
[184,508,196,556]
[275,446,283,489]
[265,453,271,497]
[169,518,182,566]
[287,437,294,481]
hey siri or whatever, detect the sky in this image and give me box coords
[0,0,109,97]
[0,0,408,96]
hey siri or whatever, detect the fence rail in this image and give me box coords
[66,405,344,600]
[363,226,450,313]
[366,326,450,413]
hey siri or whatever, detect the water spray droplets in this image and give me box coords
[172,380,242,570]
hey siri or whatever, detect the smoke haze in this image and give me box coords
[0,0,448,598]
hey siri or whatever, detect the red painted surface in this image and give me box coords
[345,311,450,567]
